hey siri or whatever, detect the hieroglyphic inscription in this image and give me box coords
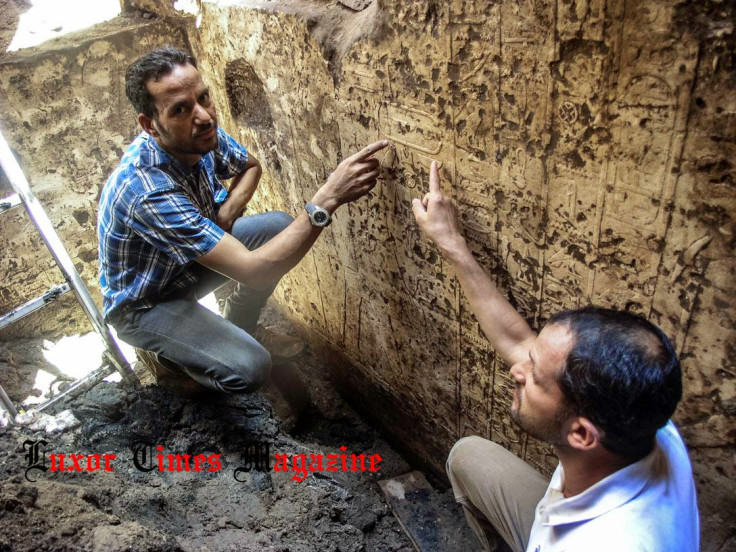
[556,0,605,42]
[193,2,736,524]
[590,0,698,313]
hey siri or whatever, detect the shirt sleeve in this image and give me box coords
[214,127,249,180]
[129,184,225,264]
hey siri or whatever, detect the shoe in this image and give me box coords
[134,348,203,395]
[253,326,305,362]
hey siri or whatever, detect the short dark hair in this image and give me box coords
[125,46,197,118]
[549,307,682,459]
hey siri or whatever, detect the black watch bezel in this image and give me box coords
[305,202,332,227]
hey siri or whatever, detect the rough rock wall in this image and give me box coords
[0,17,188,337]
[0,0,732,548]
[187,1,735,548]
[0,0,28,54]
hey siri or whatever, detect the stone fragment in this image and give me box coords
[338,0,373,11]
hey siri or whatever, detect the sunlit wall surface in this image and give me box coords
[7,0,121,52]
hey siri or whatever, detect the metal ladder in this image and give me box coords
[0,129,136,419]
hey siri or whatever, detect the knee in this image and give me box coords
[250,210,294,245]
[269,210,294,234]
[447,436,488,482]
[248,347,272,390]
[219,346,272,393]
[230,211,295,247]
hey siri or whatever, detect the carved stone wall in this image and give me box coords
[0,1,732,549]
[187,2,734,547]
[0,17,188,337]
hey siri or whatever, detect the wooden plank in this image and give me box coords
[379,471,482,552]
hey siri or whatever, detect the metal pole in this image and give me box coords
[0,129,135,385]
[0,283,71,331]
[35,364,116,413]
[0,384,18,418]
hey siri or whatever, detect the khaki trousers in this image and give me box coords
[446,436,549,552]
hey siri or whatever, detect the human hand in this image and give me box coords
[311,140,389,211]
[411,161,465,256]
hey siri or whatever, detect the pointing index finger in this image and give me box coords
[429,160,440,194]
[353,140,389,161]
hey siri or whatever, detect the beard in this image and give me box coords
[510,386,568,445]
[155,119,218,158]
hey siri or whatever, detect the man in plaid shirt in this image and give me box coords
[99,46,387,393]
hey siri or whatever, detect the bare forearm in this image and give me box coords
[217,164,262,231]
[440,237,536,367]
[412,162,536,365]
[199,210,322,290]
[199,140,389,290]
[228,164,261,210]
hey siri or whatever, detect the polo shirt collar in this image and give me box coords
[543,445,661,526]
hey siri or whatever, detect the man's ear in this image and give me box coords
[566,417,602,451]
[138,113,158,138]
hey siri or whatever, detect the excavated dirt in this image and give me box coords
[0,386,410,551]
[0,305,479,551]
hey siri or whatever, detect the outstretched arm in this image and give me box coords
[198,140,389,290]
[411,161,536,366]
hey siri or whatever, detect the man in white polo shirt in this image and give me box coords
[411,162,699,551]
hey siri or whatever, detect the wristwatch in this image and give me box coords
[305,202,332,227]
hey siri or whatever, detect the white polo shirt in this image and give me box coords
[526,421,699,551]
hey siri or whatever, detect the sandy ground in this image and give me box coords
[0,305,476,551]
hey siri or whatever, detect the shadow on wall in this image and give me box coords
[225,58,281,173]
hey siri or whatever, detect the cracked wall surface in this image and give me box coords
[0,1,733,549]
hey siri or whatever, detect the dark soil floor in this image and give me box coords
[0,305,474,552]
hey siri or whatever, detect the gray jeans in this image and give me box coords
[111,211,294,393]
[446,436,550,552]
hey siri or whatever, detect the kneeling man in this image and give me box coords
[412,162,699,551]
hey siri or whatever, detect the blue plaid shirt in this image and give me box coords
[98,128,248,319]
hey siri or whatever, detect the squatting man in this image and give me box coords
[411,162,699,550]
[98,46,388,392]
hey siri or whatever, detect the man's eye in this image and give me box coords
[200,92,211,103]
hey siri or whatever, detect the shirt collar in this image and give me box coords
[543,445,662,526]
[136,132,204,177]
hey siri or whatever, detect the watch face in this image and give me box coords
[314,211,328,224]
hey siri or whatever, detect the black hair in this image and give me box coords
[125,46,197,118]
[548,307,682,459]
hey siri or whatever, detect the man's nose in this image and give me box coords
[193,103,212,124]
[510,362,526,383]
